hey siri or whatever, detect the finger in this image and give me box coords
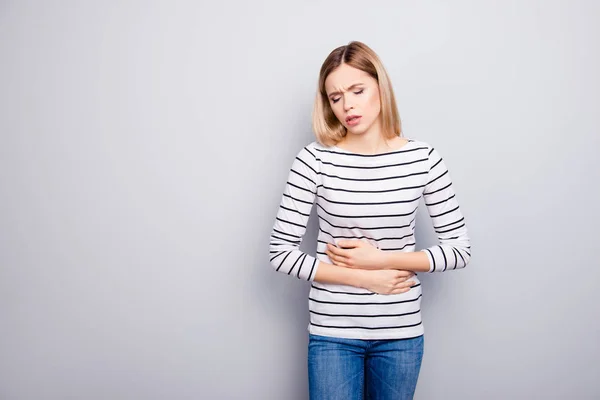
[394,282,416,292]
[393,276,410,284]
[325,250,338,264]
[329,257,348,268]
[326,249,347,263]
[325,248,335,259]
[326,251,350,267]
[395,280,415,289]
[327,243,347,257]
[337,240,358,249]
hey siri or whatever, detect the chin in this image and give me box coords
[346,127,368,136]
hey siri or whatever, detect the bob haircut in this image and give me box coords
[312,41,402,147]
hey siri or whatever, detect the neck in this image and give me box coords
[342,118,389,154]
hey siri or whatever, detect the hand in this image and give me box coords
[326,240,387,270]
[359,269,416,295]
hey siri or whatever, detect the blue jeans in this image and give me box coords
[308,333,424,400]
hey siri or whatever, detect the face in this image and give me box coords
[324,63,382,137]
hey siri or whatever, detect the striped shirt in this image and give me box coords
[269,138,471,340]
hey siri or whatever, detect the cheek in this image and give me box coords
[331,103,344,121]
[367,91,381,116]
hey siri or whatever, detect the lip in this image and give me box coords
[346,115,362,126]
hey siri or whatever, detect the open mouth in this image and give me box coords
[346,116,362,126]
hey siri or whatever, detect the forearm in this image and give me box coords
[383,251,431,273]
[313,261,367,288]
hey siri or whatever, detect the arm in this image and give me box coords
[383,251,431,272]
[326,145,471,273]
[270,145,415,294]
[413,146,471,272]
[382,147,471,272]
[269,145,365,285]
[326,241,431,272]
[314,261,366,286]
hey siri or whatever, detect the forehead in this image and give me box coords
[324,64,374,92]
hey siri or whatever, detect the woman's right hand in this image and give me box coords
[359,269,416,295]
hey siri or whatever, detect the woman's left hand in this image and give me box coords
[326,240,387,270]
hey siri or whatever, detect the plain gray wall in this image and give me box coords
[1,1,598,399]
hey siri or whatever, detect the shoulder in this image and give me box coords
[305,141,329,152]
[406,138,434,152]
[299,141,331,159]
[291,141,327,172]
[407,138,444,159]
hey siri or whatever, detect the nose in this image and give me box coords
[342,94,354,111]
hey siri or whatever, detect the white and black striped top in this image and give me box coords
[269,139,471,340]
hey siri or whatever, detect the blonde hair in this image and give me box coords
[312,41,402,147]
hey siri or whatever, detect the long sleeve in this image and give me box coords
[269,145,320,281]
[421,146,471,272]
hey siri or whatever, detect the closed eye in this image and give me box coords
[331,89,364,104]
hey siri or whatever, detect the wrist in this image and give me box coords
[388,251,431,273]
[381,250,397,269]
[351,269,370,289]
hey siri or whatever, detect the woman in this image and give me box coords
[269,41,471,400]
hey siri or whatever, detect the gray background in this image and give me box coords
[1,0,598,399]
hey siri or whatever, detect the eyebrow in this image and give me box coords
[327,83,364,98]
